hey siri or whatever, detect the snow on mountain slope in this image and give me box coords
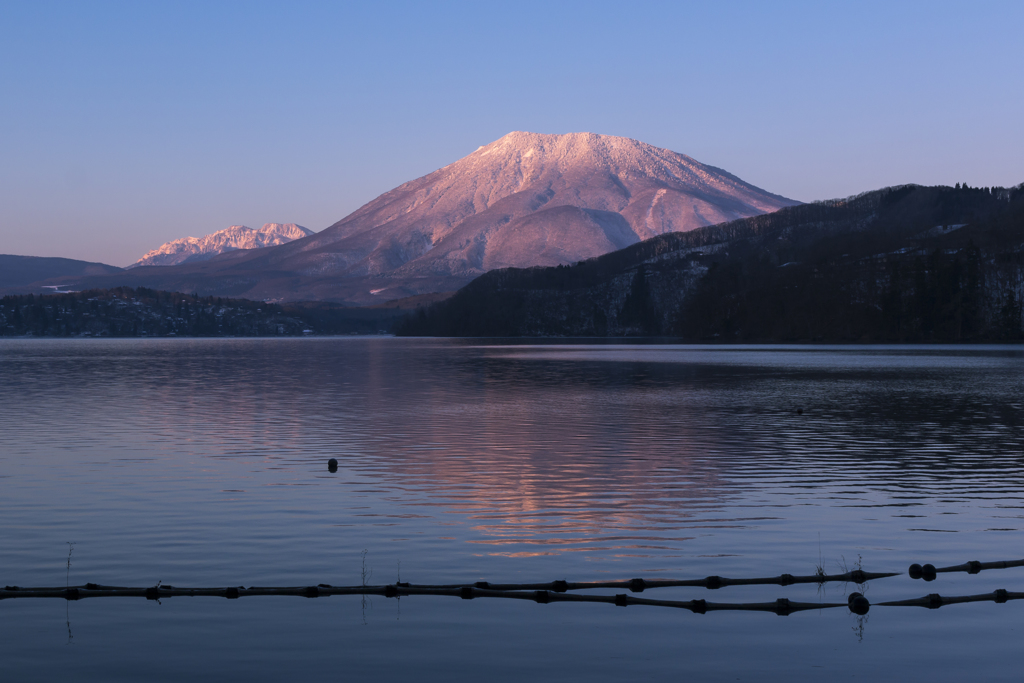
[131,223,314,267]
[273,131,798,280]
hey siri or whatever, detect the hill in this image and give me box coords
[396,183,1024,342]
[0,287,409,337]
[0,255,123,291]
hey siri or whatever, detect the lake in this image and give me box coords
[1,338,1022,681]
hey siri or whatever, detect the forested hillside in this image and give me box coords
[397,184,1024,342]
[0,288,404,337]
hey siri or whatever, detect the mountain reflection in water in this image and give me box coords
[1,339,1022,682]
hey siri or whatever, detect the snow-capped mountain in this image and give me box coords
[286,131,797,280]
[59,132,797,303]
[130,223,314,267]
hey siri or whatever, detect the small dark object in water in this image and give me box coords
[909,564,923,579]
[327,458,338,472]
[922,564,937,581]
[848,592,870,615]
[796,408,803,415]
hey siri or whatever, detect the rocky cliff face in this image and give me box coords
[131,223,313,267]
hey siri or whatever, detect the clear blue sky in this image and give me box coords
[2,0,1022,266]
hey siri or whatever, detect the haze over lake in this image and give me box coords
[2,338,1022,681]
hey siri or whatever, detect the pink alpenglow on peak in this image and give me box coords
[130,223,315,267]
[76,132,796,304]
[291,131,799,281]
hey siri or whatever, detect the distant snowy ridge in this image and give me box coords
[130,223,314,267]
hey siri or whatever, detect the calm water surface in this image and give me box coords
[1,339,1022,681]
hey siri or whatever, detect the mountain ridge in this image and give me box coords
[131,223,314,268]
[396,182,1024,341]
[0,255,124,292]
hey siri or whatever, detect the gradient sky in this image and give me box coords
[2,0,1022,266]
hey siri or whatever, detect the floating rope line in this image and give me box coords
[879,590,1023,609]
[2,583,1023,617]
[406,568,899,592]
[909,558,1024,581]
[5,558,1021,615]
[0,566,896,602]
[0,584,844,615]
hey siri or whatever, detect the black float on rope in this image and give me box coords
[847,592,870,615]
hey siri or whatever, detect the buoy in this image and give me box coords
[848,592,870,615]
[796,408,803,415]
[909,563,923,579]
[922,564,937,582]
[327,458,338,472]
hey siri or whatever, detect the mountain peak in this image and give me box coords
[475,130,685,160]
[247,130,798,302]
[131,223,313,268]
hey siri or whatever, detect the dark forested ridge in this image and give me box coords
[396,183,1024,342]
[0,254,123,290]
[0,288,406,337]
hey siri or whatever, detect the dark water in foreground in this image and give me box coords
[1,339,1022,681]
